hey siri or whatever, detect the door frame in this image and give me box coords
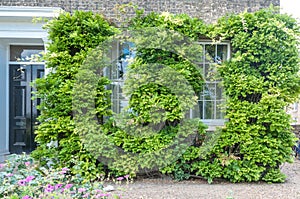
[8,63,45,154]
[0,7,60,161]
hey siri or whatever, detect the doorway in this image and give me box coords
[9,64,44,153]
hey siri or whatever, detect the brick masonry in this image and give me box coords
[0,0,279,23]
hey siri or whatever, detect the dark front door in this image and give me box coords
[9,64,44,154]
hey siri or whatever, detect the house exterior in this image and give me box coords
[0,0,280,161]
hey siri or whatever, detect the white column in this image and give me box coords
[0,42,9,162]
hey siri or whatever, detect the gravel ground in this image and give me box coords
[112,159,300,199]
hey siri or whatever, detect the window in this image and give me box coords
[197,42,230,126]
[10,45,44,62]
[108,42,135,114]
[108,41,230,128]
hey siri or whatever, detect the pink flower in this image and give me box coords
[65,184,73,189]
[60,167,69,174]
[22,196,32,199]
[44,184,54,192]
[124,174,130,179]
[116,176,124,181]
[83,193,89,198]
[24,162,30,167]
[62,167,69,171]
[25,176,35,182]
[95,194,101,199]
[5,173,13,177]
[55,183,63,190]
[0,163,5,169]
[78,187,86,193]
[98,193,110,197]
[18,179,27,186]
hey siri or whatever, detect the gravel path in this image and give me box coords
[112,159,300,199]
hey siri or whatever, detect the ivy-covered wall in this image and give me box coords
[32,7,300,183]
[193,8,300,183]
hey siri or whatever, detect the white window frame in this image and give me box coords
[196,41,230,130]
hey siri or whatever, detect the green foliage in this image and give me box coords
[32,7,300,184]
[98,12,207,176]
[31,11,117,180]
[160,122,207,181]
[197,8,300,183]
[0,153,122,198]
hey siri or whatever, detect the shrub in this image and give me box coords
[0,153,119,199]
[193,8,300,183]
[32,7,300,183]
[31,11,118,180]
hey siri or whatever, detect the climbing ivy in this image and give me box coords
[32,7,300,183]
[191,8,300,183]
[31,11,118,180]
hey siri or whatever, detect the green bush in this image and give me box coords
[32,8,300,183]
[31,11,117,180]
[194,8,300,183]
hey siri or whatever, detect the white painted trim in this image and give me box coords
[0,7,57,156]
[5,44,9,154]
[9,62,45,65]
[0,6,62,18]
[0,31,48,39]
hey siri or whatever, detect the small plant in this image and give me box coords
[0,153,124,199]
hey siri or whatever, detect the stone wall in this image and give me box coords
[0,0,279,23]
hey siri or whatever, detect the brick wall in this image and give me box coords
[0,0,279,23]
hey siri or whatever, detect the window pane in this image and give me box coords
[198,100,203,119]
[198,42,229,121]
[204,100,214,119]
[216,44,228,63]
[117,42,135,79]
[10,45,44,62]
[216,83,223,100]
[202,83,216,100]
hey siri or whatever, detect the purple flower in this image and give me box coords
[116,176,124,181]
[60,167,69,174]
[62,167,69,171]
[65,184,73,189]
[83,193,89,198]
[95,194,101,199]
[25,176,35,182]
[24,162,31,167]
[97,193,110,197]
[78,187,86,193]
[124,174,130,179]
[5,173,13,177]
[0,163,5,169]
[22,196,32,199]
[55,183,63,190]
[44,184,54,193]
[18,179,27,186]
